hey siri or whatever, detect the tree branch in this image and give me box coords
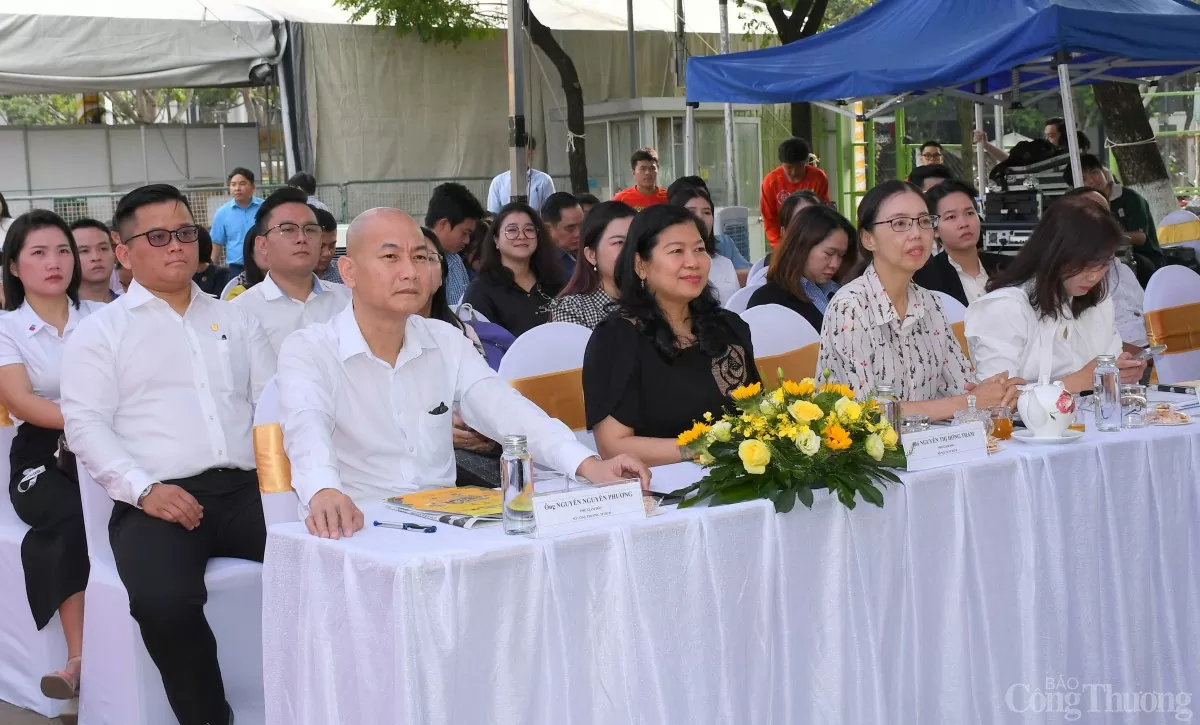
[800,0,830,36]
[765,0,814,42]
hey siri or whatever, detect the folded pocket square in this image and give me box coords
[429,402,449,415]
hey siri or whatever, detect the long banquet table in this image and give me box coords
[262,418,1200,724]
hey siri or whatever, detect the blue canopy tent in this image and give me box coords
[687,0,1200,188]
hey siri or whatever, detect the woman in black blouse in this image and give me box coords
[462,202,563,336]
[748,205,857,331]
[583,204,759,466]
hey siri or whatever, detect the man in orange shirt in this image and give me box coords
[613,149,669,210]
[761,137,830,247]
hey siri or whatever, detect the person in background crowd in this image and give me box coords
[669,187,743,302]
[0,191,12,240]
[461,217,488,275]
[817,180,1019,419]
[418,227,487,359]
[778,190,824,238]
[232,188,351,355]
[274,207,647,530]
[61,184,275,725]
[114,259,133,293]
[578,193,600,215]
[70,218,119,303]
[974,117,1088,163]
[583,204,759,466]
[664,175,752,274]
[918,141,946,166]
[762,137,831,247]
[425,182,486,305]
[908,163,955,192]
[192,226,233,298]
[287,171,329,212]
[462,202,563,337]
[913,179,1007,306]
[221,227,268,301]
[749,205,858,331]
[541,191,584,281]
[209,167,262,276]
[313,206,342,284]
[486,135,556,215]
[966,194,1146,390]
[550,201,635,329]
[1078,153,1165,286]
[612,148,669,210]
[0,211,104,721]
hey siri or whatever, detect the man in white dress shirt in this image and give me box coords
[486,134,556,214]
[60,184,276,725]
[232,187,351,354]
[276,207,649,539]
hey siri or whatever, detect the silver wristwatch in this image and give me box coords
[136,483,156,508]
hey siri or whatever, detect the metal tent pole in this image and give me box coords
[974,82,987,194]
[507,0,529,203]
[719,0,737,205]
[627,0,637,98]
[1057,53,1084,187]
[677,0,694,176]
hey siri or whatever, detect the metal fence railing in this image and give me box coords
[4,177,574,227]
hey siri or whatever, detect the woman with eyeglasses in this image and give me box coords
[817,180,1019,419]
[461,202,563,337]
[912,179,1008,306]
[0,211,106,709]
[550,201,635,330]
[966,194,1146,391]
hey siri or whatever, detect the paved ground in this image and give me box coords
[0,701,54,724]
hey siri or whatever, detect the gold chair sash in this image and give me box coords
[1158,218,1200,247]
[0,404,12,428]
[755,343,820,386]
[950,320,969,359]
[1145,302,1200,353]
[253,423,293,493]
[509,368,587,431]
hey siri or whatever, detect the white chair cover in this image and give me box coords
[76,463,266,725]
[498,322,595,448]
[723,283,764,314]
[933,291,967,324]
[1144,265,1200,383]
[747,257,767,283]
[455,303,490,324]
[0,425,68,718]
[739,304,820,357]
[254,377,302,527]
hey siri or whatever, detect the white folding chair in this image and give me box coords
[723,283,764,314]
[1144,265,1200,383]
[455,303,490,324]
[499,322,595,450]
[0,423,69,719]
[254,377,301,527]
[739,304,821,383]
[76,465,266,725]
[746,261,769,287]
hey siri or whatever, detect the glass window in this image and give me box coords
[696,118,730,206]
[735,120,761,213]
[609,120,641,194]
[585,122,610,200]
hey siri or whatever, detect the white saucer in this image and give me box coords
[1011,429,1085,444]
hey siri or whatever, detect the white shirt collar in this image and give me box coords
[121,279,204,311]
[16,300,86,338]
[332,304,434,366]
[261,272,324,302]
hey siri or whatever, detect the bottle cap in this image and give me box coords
[502,434,529,455]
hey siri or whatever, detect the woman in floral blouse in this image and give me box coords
[816,180,1019,420]
[549,201,634,329]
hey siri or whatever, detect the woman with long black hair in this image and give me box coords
[583,204,759,466]
[549,201,635,329]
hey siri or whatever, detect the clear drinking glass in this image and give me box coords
[990,406,1013,440]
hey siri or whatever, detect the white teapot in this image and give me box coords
[1017,376,1076,438]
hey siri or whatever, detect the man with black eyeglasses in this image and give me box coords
[60,183,275,725]
[232,187,351,355]
[918,141,945,166]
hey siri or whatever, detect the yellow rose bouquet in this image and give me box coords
[670,370,905,512]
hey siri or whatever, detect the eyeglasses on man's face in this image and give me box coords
[871,214,940,233]
[264,222,323,240]
[503,224,539,241]
[125,224,200,248]
[921,151,944,160]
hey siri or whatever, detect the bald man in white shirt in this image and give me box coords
[276,207,649,539]
[61,184,275,725]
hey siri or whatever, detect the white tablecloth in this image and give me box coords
[262,422,1200,725]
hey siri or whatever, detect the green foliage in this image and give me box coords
[0,94,75,125]
[335,0,501,45]
[736,0,876,45]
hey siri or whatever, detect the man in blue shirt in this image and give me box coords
[210,166,263,275]
[425,183,485,305]
[486,135,556,214]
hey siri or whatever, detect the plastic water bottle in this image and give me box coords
[500,435,536,535]
[1092,355,1121,432]
[873,384,902,434]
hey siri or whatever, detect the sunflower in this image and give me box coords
[731,382,763,401]
[822,423,852,451]
[677,421,712,447]
[820,382,855,399]
[782,379,816,397]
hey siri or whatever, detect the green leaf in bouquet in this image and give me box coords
[770,488,797,514]
[858,479,885,507]
[796,484,815,509]
[710,480,760,506]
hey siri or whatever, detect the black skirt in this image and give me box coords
[8,422,89,630]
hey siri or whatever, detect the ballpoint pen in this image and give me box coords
[373,520,437,533]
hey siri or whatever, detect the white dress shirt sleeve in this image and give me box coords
[276,331,342,506]
[452,333,595,479]
[1095,297,1124,357]
[487,175,504,215]
[964,293,1030,381]
[246,313,277,403]
[60,319,156,506]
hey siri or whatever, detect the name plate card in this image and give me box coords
[903,421,989,472]
[532,480,646,538]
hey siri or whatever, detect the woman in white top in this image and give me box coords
[670,187,742,304]
[966,192,1146,391]
[0,192,13,242]
[818,180,1019,420]
[0,210,105,705]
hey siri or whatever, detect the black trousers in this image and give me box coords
[109,468,264,725]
